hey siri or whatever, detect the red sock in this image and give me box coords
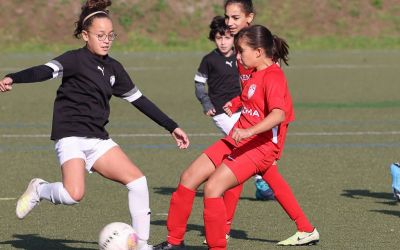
[166,184,196,245]
[263,165,314,232]
[223,183,243,234]
[204,197,227,250]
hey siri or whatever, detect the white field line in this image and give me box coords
[288,64,400,69]
[0,198,16,201]
[289,131,400,136]
[154,213,168,216]
[1,64,399,72]
[2,131,400,138]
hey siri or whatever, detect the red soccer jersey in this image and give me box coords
[226,64,295,154]
[237,60,253,87]
[228,60,254,112]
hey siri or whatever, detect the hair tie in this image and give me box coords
[83,11,108,25]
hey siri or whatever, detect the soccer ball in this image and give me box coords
[99,222,138,250]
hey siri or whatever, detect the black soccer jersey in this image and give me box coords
[7,46,178,140]
[194,49,241,115]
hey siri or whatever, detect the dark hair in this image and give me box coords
[224,0,255,15]
[74,0,112,39]
[235,25,289,65]
[208,16,230,41]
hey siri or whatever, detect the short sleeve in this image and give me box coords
[45,50,78,79]
[111,61,142,102]
[265,72,286,113]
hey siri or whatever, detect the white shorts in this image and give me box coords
[55,137,118,172]
[212,112,241,135]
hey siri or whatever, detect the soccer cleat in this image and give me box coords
[153,241,186,250]
[390,162,400,201]
[277,228,320,246]
[255,179,275,200]
[137,242,153,250]
[203,234,230,245]
[16,178,47,219]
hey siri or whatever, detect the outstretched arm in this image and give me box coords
[5,65,53,83]
[131,95,190,149]
[1,65,54,92]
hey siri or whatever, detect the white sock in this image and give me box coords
[254,174,263,181]
[38,182,78,205]
[126,176,151,245]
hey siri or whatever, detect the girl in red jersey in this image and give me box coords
[225,0,276,201]
[154,25,319,250]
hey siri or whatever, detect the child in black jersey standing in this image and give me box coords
[0,1,189,249]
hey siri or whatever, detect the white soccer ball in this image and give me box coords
[98,222,138,250]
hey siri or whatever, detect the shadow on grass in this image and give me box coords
[370,209,400,218]
[153,186,276,202]
[153,186,204,198]
[0,234,97,250]
[341,189,396,205]
[152,220,279,244]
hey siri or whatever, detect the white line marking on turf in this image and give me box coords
[155,213,168,216]
[1,64,399,72]
[2,131,400,138]
[289,131,400,136]
[0,198,16,201]
[288,64,400,69]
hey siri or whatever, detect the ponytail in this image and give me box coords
[272,35,289,66]
[235,25,290,65]
[74,0,112,39]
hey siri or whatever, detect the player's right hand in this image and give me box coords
[0,77,13,92]
[205,108,216,117]
[223,101,233,117]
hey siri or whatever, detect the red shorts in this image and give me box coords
[204,138,279,184]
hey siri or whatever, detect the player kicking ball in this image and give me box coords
[0,1,189,250]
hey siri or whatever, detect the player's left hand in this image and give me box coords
[171,127,190,149]
[231,128,253,144]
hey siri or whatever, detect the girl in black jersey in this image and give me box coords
[0,1,189,249]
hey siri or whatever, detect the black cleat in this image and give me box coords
[153,241,186,250]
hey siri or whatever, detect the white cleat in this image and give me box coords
[16,178,47,219]
[137,240,153,250]
[277,228,320,246]
[137,243,153,250]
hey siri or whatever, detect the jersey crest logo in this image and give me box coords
[97,66,105,76]
[110,75,115,86]
[226,61,233,67]
[248,84,256,99]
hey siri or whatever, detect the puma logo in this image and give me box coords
[97,66,105,76]
[226,61,233,67]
